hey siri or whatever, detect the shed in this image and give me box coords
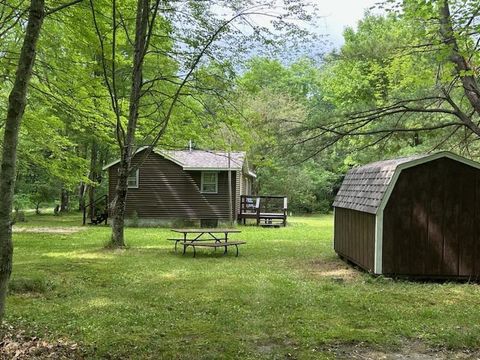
[333,151,480,279]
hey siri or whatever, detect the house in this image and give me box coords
[333,151,480,280]
[103,147,256,226]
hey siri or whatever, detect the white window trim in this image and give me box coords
[127,169,139,189]
[201,171,218,194]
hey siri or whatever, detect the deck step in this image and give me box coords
[89,213,108,225]
[260,223,281,228]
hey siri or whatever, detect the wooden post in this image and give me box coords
[256,197,261,226]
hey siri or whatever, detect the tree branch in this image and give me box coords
[45,0,83,16]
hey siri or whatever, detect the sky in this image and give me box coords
[210,0,383,64]
[316,0,379,48]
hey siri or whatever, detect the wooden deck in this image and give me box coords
[237,195,288,227]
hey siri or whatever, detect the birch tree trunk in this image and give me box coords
[0,0,45,319]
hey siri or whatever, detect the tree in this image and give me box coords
[227,57,343,212]
[0,0,45,322]
[89,0,318,247]
[284,1,480,162]
[89,0,172,247]
[0,0,85,321]
[15,164,59,214]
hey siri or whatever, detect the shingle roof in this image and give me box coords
[102,147,251,173]
[161,150,245,170]
[333,154,428,214]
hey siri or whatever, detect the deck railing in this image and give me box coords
[239,195,288,226]
[82,194,108,225]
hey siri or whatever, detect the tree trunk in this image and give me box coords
[110,0,150,247]
[87,139,98,218]
[77,143,88,211]
[110,156,130,247]
[60,187,69,212]
[78,182,86,211]
[438,0,480,136]
[0,0,45,320]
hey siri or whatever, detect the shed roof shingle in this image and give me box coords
[333,154,428,214]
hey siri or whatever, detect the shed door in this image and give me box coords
[382,158,480,278]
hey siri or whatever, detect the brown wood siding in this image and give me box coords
[108,152,236,220]
[236,171,241,218]
[382,158,480,278]
[188,170,237,220]
[334,207,375,272]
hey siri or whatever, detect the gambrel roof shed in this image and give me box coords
[333,151,480,279]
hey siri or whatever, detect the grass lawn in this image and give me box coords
[5,213,480,359]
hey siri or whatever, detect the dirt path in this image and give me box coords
[304,258,362,282]
[323,341,480,359]
[13,227,85,234]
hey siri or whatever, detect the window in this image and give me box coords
[201,172,218,193]
[127,169,139,188]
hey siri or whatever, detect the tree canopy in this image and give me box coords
[3,0,480,215]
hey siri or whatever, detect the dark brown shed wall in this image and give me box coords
[382,158,480,278]
[108,152,236,220]
[334,207,375,272]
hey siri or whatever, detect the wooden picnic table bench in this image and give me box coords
[170,228,245,257]
[182,241,246,257]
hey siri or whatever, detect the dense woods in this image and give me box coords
[1,0,480,321]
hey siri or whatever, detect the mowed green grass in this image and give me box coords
[6,213,480,359]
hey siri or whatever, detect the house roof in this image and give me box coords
[333,151,480,214]
[161,150,246,171]
[103,147,255,176]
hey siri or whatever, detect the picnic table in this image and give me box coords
[169,228,246,257]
